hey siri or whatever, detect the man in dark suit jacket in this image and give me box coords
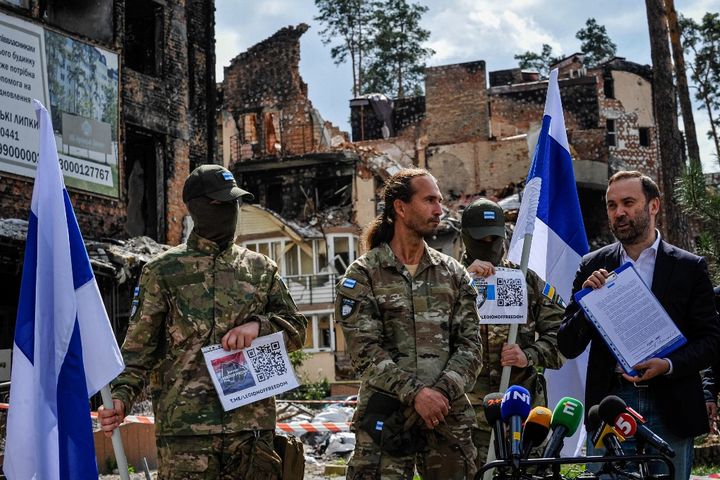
[558,171,720,480]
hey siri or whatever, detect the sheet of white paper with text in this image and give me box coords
[472,266,528,324]
[202,331,300,411]
[574,262,686,376]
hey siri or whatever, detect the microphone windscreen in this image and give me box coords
[550,396,584,436]
[586,405,602,435]
[501,385,532,422]
[522,407,552,448]
[483,392,504,424]
[598,395,627,424]
[526,406,552,428]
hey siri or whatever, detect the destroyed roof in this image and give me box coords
[244,204,355,239]
[326,140,409,179]
[0,218,169,284]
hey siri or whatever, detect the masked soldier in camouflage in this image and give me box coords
[336,168,482,480]
[461,198,565,468]
[98,165,307,480]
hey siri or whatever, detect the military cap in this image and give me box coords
[461,198,506,239]
[182,164,254,203]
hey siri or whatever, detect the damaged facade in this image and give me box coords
[0,0,216,365]
[219,25,661,382]
[351,53,660,245]
[218,24,396,382]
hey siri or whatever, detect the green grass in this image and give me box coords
[692,464,720,476]
[560,463,587,478]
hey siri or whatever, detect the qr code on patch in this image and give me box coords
[497,277,524,306]
[246,341,287,382]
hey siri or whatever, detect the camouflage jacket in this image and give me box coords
[336,242,483,424]
[112,231,307,436]
[462,256,565,406]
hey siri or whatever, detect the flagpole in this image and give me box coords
[100,385,131,480]
[499,231,534,391]
[483,231,536,480]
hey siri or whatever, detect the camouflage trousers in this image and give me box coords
[156,430,281,480]
[347,426,477,480]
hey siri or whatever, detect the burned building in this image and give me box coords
[348,54,661,245]
[0,0,216,364]
[219,24,377,382]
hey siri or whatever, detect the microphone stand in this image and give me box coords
[635,438,651,480]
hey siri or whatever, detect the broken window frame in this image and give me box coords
[325,234,358,275]
[303,311,335,352]
[606,118,617,147]
[604,76,615,99]
[124,0,164,77]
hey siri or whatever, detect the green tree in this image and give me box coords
[314,0,375,97]
[363,0,434,98]
[576,18,617,66]
[680,13,720,166]
[315,0,433,98]
[514,44,559,78]
[676,165,720,283]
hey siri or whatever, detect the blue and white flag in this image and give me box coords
[507,69,590,456]
[4,100,124,480]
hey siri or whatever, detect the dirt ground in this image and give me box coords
[98,461,341,479]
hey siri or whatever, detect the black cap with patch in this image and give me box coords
[461,198,506,239]
[182,164,254,203]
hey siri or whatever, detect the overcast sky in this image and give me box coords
[216,0,720,172]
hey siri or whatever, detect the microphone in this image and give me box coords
[587,405,626,458]
[541,396,584,458]
[598,395,675,458]
[501,385,532,466]
[521,406,551,458]
[483,392,508,460]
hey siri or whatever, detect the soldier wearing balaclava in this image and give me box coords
[182,164,251,246]
[99,164,308,478]
[461,198,565,470]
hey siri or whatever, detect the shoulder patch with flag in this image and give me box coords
[542,282,565,307]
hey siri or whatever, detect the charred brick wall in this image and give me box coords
[593,69,660,180]
[490,77,600,138]
[223,24,324,157]
[350,95,426,142]
[232,154,356,220]
[0,1,215,245]
[425,61,489,145]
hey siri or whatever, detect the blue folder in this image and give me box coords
[573,262,686,377]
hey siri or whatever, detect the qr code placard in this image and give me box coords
[497,277,524,306]
[246,341,287,382]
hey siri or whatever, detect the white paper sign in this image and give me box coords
[575,263,686,375]
[472,267,528,324]
[202,332,299,411]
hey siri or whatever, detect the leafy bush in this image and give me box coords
[280,378,331,401]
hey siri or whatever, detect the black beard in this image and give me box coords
[610,205,651,245]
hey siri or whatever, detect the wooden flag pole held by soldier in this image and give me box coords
[101,385,131,480]
[483,177,541,479]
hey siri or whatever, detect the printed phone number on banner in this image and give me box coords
[0,140,112,184]
[58,155,112,183]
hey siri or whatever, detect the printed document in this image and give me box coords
[574,262,686,376]
[472,267,528,324]
[202,331,299,411]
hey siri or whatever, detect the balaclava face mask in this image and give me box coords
[187,196,238,247]
[462,232,505,266]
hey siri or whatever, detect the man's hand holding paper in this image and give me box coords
[621,357,671,383]
[573,262,686,377]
